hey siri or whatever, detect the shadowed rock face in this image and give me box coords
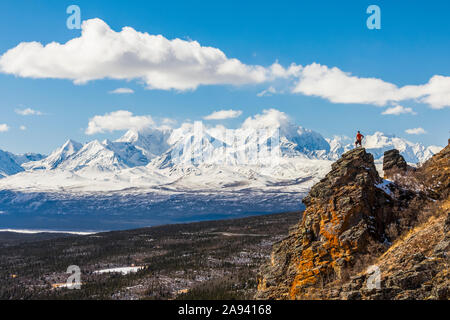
[383,149,408,174]
[256,148,396,299]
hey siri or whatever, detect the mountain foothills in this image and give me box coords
[256,141,449,300]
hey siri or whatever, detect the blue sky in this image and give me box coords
[0,0,449,154]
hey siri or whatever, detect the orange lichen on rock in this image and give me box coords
[257,144,450,300]
[296,185,377,294]
[257,148,401,300]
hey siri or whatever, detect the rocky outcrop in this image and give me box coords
[383,149,408,176]
[256,144,449,300]
[256,148,397,299]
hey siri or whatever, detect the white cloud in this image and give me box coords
[269,62,302,78]
[1,18,449,109]
[405,127,426,135]
[85,110,155,135]
[292,63,450,109]
[403,75,450,109]
[15,108,42,116]
[0,18,287,91]
[203,109,243,120]
[19,125,27,131]
[382,105,417,115]
[109,88,134,94]
[293,63,400,106]
[257,86,277,97]
[0,124,9,132]
[293,63,396,106]
[241,109,293,131]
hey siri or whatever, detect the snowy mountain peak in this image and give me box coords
[326,135,353,160]
[50,139,149,172]
[63,139,83,148]
[327,132,442,164]
[116,128,172,159]
[238,110,330,158]
[151,126,230,169]
[290,127,330,154]
[23,139,83,170]
[58,139,83,155]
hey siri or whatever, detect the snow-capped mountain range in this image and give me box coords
[0,120,442,190]
[0,110,442,229]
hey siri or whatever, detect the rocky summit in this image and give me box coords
[256,145,449,300]
[383,149,408,175]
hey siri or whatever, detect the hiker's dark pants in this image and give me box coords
[355,140,362,147]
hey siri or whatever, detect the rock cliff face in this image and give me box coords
[256,145,449,300]
[256,148,395,299]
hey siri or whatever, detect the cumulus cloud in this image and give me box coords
[405,127,427,135]
[292,63,450,109]
[85,110,155,135]
[0,18,290,91]
[1,18,448,109]
[292,63,399,106]
[239,109,314,142]
[203,109,243,120]
[19,125,27,131]
[241,109,295,133]
[15,108,42,116]
[109,88,134,94]
[403,75,450,109]
[0,124,9,132]
[381,105,417,115]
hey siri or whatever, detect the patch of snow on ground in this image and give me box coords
[94,266,144,275]
[375,179,394,196]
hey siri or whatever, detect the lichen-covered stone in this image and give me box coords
[256,144,450,300]
[256,148,396,299]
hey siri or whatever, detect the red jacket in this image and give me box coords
[356,133,363,141]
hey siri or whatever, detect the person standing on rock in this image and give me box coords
[355,131,364,148]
